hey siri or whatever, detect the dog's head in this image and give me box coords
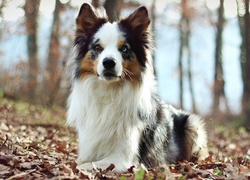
[74,3,151,86]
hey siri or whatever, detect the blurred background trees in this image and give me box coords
[24,0,40,103]
[0,0,250,129]
[43,0,64,106]
[236,0,250,128]
[212,0,227,115]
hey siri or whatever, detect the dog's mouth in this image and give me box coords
[98,70,121,81]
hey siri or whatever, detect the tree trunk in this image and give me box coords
[0,0,6,40]
[0,0,6,23]
[0,0,6,22]
[178,4,185,110]
[43,0,63,106]
[92,0,100,8]
[186,18,197,113]
[236,0,247,112]
[151,0,157,77]
[24,0,40,103]
[178,0,197,112]
[243,0,250,128]
[212,0,229,114]
[178,0,193,110]
[103,0,122,22]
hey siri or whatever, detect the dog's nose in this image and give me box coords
[103,58,116,69]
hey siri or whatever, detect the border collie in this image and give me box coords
[67,3,208,172]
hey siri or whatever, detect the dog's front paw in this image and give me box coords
[77,162,95,171]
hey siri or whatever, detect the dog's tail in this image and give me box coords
[173,113,209,161]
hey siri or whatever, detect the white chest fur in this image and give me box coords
[67,77,148,167]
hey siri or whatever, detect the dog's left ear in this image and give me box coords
[120,6,150,35]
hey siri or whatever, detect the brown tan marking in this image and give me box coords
[122,53,141,88]
[117,39,141,88]
[79,51,97,79]
[117,39,125,49]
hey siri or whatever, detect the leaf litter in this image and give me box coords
[0,99,250,179]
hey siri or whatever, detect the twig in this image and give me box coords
[0,134,8,150]
[6,169,36,180]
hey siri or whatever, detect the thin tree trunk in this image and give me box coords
[0,0,6,40]
[178,0,197,111]
[151,0,157,77]
[212,0,229,114]
[24,0,40,103]
[0,0,5,13]
[44,0,63,106]
[103,0,121,22]
[236,0,247,113]
[186,18,197,113]
[0,0,6,24]
[178,0,190,110]
[92,0,100,8]
[178,23,184,109]
[243,0,250,128]
[0,0,6,25]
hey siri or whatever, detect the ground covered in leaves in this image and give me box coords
[0,98,250,179]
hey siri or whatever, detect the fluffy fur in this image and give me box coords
[67,3,208,172]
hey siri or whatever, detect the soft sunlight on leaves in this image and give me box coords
[0,94,250,178]
[0,96,250,180]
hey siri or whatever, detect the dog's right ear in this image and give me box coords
[76,3,107,35]
[120,6,150,36]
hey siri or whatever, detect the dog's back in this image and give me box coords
[138,97,208,168]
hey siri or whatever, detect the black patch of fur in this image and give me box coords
[118,22,151,69]
[139,123,172,168]
[137,110,145,121]
[173,113,190,160]
[139,125,159,167]
[89,50,98,60]
[120,47,133,61]
[88,39,102,60]
[138,95,171,168]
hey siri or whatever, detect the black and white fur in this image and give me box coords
[67,3,208,172]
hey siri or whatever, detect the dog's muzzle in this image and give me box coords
[99,58,120,81]
[103,57,116,69]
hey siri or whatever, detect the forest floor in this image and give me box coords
[0,98,250,179]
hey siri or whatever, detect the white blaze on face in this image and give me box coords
[94,22,124,80]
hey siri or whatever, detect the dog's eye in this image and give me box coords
[120,45,129,53]
[93,44,103,52]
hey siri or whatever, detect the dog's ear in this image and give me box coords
[76,3,107,35]
[120,6,150,35]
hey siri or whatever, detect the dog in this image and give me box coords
[67,3,208,172]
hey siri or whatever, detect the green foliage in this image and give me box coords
[178,175,186,180]
[0,97,66,125]
[0,88,4,98]
[213,168,223,176]
[119,176,126,180]
[134,168,145,180]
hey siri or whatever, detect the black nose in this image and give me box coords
[103,58,116,69]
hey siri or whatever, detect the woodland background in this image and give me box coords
[0,0,250,127]
[0,0,250,179]
[1,0,250,129]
